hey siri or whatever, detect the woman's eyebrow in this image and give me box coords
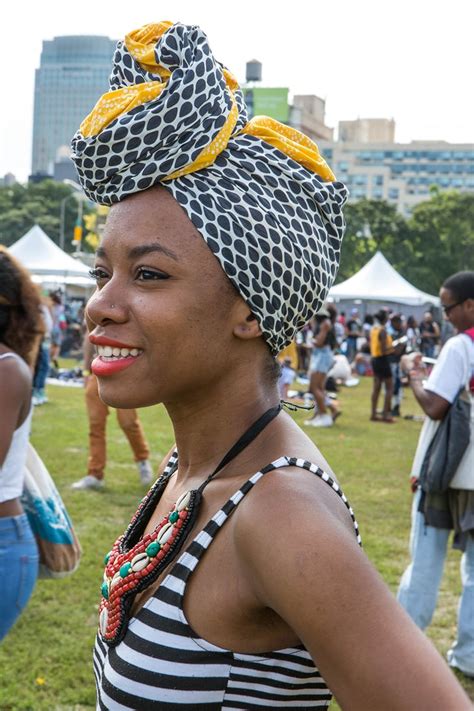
[128,243,179,261]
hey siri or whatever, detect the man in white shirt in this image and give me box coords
[397,271,474,678]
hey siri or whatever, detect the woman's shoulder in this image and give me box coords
[0,351,32,390]
[234,451,357,549]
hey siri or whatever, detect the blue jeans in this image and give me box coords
[33,340,50,392]
[0,514,39,641]
[398,490,474,674]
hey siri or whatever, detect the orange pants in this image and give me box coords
[85,375,150,479]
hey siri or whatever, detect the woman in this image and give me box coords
[73,21,470,709]
[305,305,340,428]
[369,309,395,422]
[0,246,43,639]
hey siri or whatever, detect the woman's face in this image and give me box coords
[86,187,242,409]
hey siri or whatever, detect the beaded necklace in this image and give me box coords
[99,405,281,646]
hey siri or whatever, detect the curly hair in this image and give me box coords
[0,246,45,366]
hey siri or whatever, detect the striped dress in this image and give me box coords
[94,455,361,709]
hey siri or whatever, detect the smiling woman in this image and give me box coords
[71,20,471,711]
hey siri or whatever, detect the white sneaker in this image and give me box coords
[71,475,104,491]
[304,414,334,428]
[137,460,153,485]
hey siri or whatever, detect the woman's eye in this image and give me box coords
[136,267,169,281]
[89,267,109,282]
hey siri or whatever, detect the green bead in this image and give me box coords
[146,541,161,558]
[169,511,179,524]
[104,551,112,565]
[120,562,132,578]
[101,582,109,599]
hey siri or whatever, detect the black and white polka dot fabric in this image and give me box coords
[71,22,348,353]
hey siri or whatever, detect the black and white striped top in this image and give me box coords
[94,455,361,709]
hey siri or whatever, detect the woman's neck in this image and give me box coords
[165,371,279,484]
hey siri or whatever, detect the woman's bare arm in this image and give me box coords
[236,470,471,711]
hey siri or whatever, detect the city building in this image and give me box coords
[31,35,116,177]
[290,95,333,142]
[242,59,333,143]
[338,118,395,144]
[0,173,17,187]
[320,134,474,214]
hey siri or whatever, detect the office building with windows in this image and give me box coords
[32,35,116,177]
[320,137,474,214]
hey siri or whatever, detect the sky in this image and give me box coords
[1,0,473,181]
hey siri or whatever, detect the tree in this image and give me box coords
[406,189,474,293]
[337,199,412,281]
[0,180,97,252]
[336,192,474,295]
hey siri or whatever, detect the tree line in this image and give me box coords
[0,181,473,295]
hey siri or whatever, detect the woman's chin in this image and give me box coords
[96,382,154,410]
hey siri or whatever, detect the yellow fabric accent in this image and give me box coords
[164,68,240,180]
[125,22,172,79]
[80,82,165,138]
[370,325,393,357]
[241,117,335,182]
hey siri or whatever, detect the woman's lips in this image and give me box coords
[91,345,144,377]
[91,354,141,377]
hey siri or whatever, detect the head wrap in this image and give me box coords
[72,22,348,353]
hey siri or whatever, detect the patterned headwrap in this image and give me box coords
[71,22,347,353]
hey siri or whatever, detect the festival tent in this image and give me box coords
[329,251,439,315]
[8,225,94,291]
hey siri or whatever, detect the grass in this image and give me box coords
[0,374,472,709]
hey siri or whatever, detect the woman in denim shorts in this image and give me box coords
[0,247,44,639]
[305,305,340,428]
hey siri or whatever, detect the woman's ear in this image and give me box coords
[233,311,263,341]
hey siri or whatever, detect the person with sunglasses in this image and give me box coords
[398,271,474,678]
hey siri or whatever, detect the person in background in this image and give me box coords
[419,311,440,358]
[32,298,53,406]
[71,331,154,490]
[398,271,474,679]
[305,304,341,427]
[345,307,362,362]
[0,246,44,639]
[49,290,66,369]
[406,315,420,351]
[387,313,406,417]
[370,309,395,422]
[362,313,374,342]
[278,356,296,400]
[440,316,456,346]
[295,322,313,374]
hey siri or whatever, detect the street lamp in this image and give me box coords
[59,179,87,251]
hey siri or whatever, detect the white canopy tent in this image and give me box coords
[8,225,94,293]
[329,252,439,315]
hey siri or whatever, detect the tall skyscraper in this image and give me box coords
[32,35,116,176]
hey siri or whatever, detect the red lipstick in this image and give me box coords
[91,355,140,377]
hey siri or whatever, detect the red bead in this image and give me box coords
[179,510,187,520]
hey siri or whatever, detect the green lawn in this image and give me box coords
[0,377,472,710]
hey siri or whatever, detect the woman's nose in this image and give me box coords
[86,284,127,328]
